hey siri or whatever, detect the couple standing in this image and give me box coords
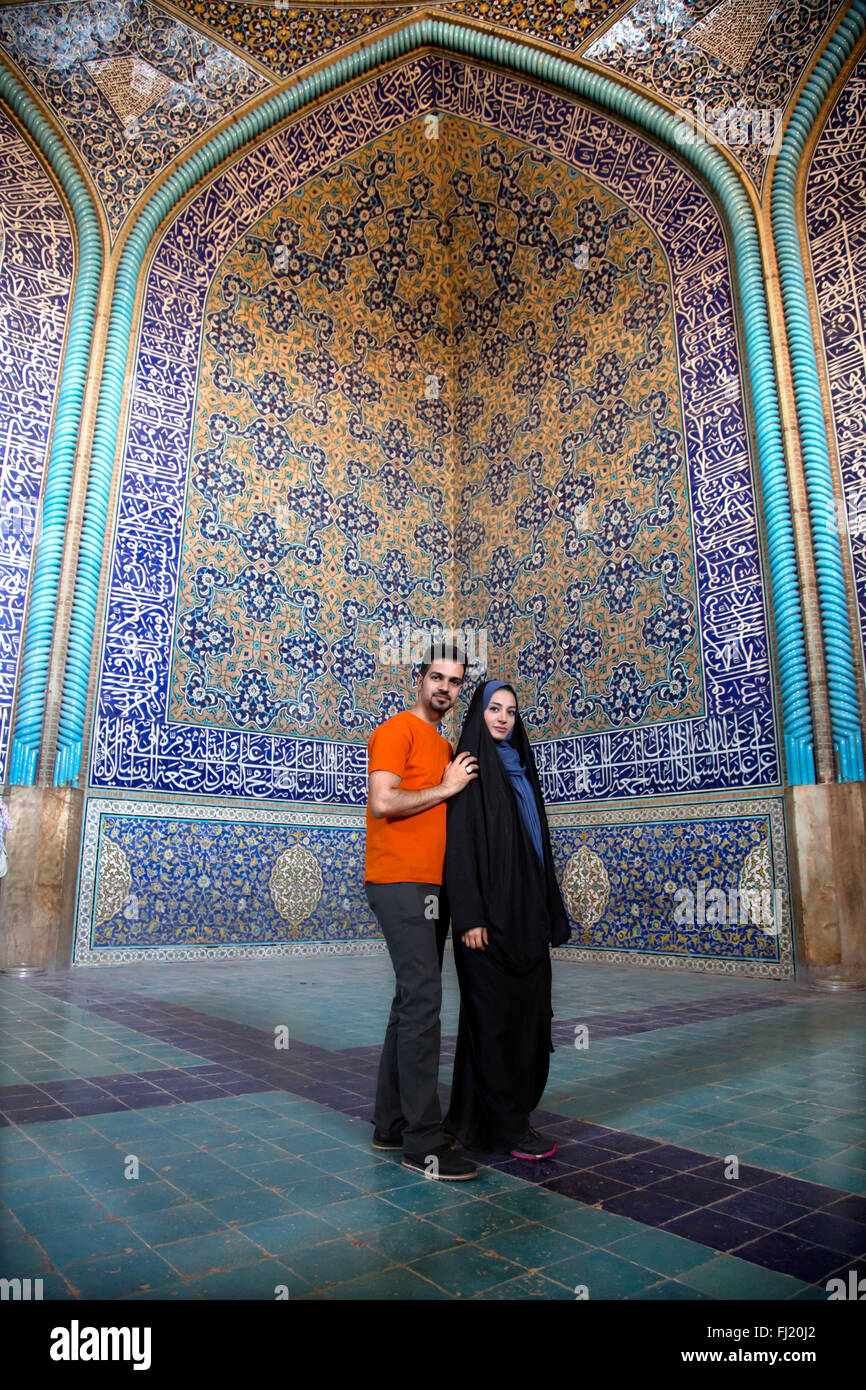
[365,644,571,1181]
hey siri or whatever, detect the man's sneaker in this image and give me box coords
[509,1128,557,1160]
[371,1129,403,1151]
[402,1146,478,1181]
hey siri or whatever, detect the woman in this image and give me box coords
[444,679,571,1159]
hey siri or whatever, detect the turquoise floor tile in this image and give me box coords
[91,1183,188,1219]
[64,1249,181,1299]
[234,1210,337,1257]
[156,1228,264,1278]
[121,1282,205,1300]
[472,1271,578,1299]
[6,1194,107,1234]
[125,1203,228,1246]
[183,1263,313,1300]
[479,1220,589,1268]
[356,1216,463,1262]
[375,1182,476,1217]
[606,1227,718,1276]
[541,1205,645,1246]
[791,1161,866,1194]
[484,1186,575,1222]
[543,1246,660,1298]
[202,1188,298,1226]
[678,1256,810,1300]
[630,1279,717,1300]
[408,1243,524,1296]
[314,1192,410,1235]
[428,1200,527,1244]
[278,1173,363,1209]
[314,1266,450,1299]
[0,1235,52,1275]
[280,1236,392,1288]
[38,1220,145,1268]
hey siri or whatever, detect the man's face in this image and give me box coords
[419,661,464,716]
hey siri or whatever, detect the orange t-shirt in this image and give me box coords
[365,710,453,885]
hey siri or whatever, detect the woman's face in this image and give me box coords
[483,690,517,742]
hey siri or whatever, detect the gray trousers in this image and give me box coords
[366,881,450,1156]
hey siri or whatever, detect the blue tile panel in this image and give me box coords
[805,51,866,704]
[0,110,74,784]
[73,796,790,969]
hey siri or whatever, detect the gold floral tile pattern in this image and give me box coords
[168,0,414,75]
[169,115,699,741]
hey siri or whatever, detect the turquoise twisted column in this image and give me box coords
[771,0,866,782]
[0,66,102,785]
[52,18,816,785]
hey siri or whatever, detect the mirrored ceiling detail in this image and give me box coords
[0,0,270,234]
[586,0,846,190]
[687,0,777,74]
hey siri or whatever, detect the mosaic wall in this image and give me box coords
[586,0,846,190]
[806,52,866,698]
[171,117,700,742]
[0,0,269,234]
[0,111,74,785]
[91,56,778,805]
[76,795,792,976]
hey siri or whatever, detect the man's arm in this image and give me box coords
[368,755,477,820]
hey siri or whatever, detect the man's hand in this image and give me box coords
[463,927,488,950]
[441,751,479,797]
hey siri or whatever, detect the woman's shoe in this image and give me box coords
[509,1128,557,1160]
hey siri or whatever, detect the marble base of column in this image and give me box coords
[0,786,84,972]
[784,781,866,985]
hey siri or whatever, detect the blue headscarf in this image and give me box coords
[482,681,544,865]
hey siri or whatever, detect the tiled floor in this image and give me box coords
[1,954,864,1300]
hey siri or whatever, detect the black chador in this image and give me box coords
[444,680,571,1153]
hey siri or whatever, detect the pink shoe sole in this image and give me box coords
[509,1141,558,1160]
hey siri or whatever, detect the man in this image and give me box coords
[365,642,479,1180]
